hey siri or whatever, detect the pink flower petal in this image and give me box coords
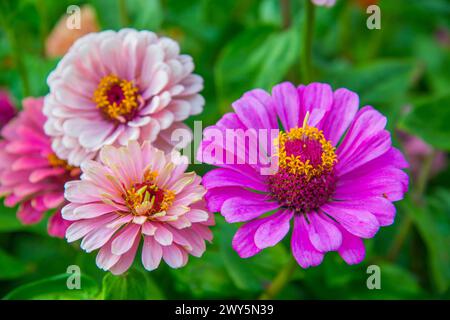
[111,224,141,255]
[254,210,293,249]
[221,195,279,223]
[306,213,342,252]
[337,225,366,265]
[321,203,380,239]
[142,236,162,271]
[272,82,300,131]
[291,215,324,268]
[162,244,186,268]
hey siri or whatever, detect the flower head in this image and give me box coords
[312,0,336,7]
[0,90,16,128]
[62,141,214,275]
[45,4,100,58]
[44,28,203,166]
[199,82,409,268]
[0,98,78,237]
[397,130,446,180]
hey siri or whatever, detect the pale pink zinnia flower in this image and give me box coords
[44,29,204,166]
[312,0,336,7]
[62,141,214,275]
[397,130,447,180]
[0,98,79,237]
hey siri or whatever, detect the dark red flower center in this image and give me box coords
[268,125,338,213]
[93,74,141,123]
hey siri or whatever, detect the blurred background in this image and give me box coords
[0,0,449,299]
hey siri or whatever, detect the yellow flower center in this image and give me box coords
[47,153,80,177]
[93,74,141,123]
[123,171,175,218]
[276,125,337,180]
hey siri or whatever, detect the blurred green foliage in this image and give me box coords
[0,0,449,299]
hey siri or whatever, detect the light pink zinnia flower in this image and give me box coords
[397,130,446,180]
[62,141,214,275]
[199,82,409,268]
[45,5,100,58]
[44,28,204,166]
[312,0,336,7]
[0,98,79,237]
[0,89,16,128]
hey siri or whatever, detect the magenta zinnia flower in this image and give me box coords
[62,141,214,275]
[199,82,408,267]
[44,28,204,166]
[0,98,79,237]
[0,89,16,128]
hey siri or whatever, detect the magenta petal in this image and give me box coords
[319,88,359,146]
[328,197,396,227]
[232,218,269,258]
[272,82,300,131]
[204,186,253,212]
[306,213,342,252]
[321,203,380,239]
[221,195,279,223]
[232,90,277,131]
[202,168,268,192]
[337,225,365,265]
[291,215,324,268]
[298,82,333,127]
[17,201,44,225]
[47,210,71,238]
[335,167,408,202]
[337,106,391,175]
[254,210,293,249]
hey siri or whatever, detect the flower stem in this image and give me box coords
[280,0,292,30]
[0,6,30,97]
[118,0,129,27]
[387,149,436,261]
[259,257,298,300]
[36,0,49,57]
[300,0,315,83]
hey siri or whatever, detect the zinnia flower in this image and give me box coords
[397,130,446,181]
[62,141,214,275]
[45,5,100,58]
[199,82,408,267]
[311,0,336,7]
[44,28,204,166]
[0,89,16,128]
[0,98,79,237]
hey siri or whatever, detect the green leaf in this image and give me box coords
[399,92,450,151]
[101,268,165,300]
[3,273,99,300]
[0,204,25,232]
[216,217,292,294]
[323,60,416,107]
[218,221,263,292]
[24,54,59,97]
[403,192,450,294]
[127,0,163,31]
[351,262,423,299]
[0,249,29,280]
[215,25,300,112]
